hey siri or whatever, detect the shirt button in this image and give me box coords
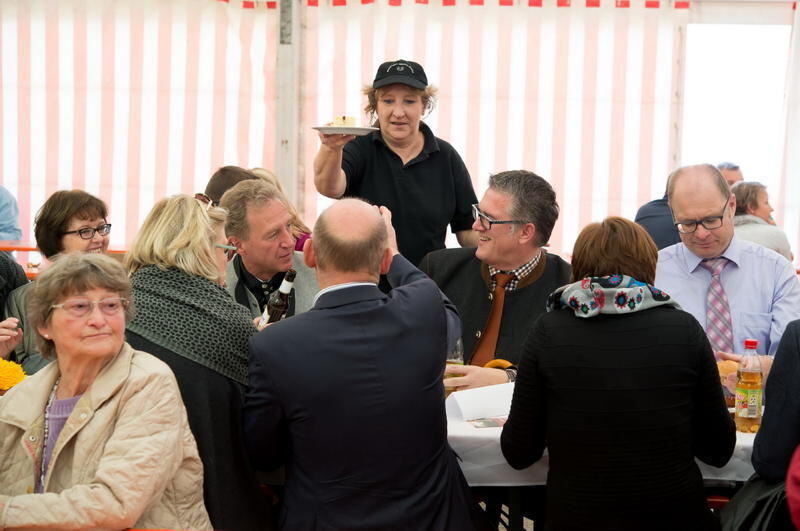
[488,293,493,301]
[28,435,36,442]
[475,330,482,339]
[80,413,88,420]
[261,283,268,289]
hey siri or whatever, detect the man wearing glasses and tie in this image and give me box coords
[656,163,800,358]
[420,170,571,391]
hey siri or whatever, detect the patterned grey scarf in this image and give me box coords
[127,265,256,385]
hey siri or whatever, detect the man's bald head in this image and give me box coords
[312,198,388,277]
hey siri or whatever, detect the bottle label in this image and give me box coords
[735,387,762,418]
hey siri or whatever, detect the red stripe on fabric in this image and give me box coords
[492,16,512,176]
[261,14,276,173]
[16,3,32,242]
[72,2,88,191]
[586,0,600,6]
[528,0,542,6]
[645,0,659,7]
[181,7,201,199]
[499,0,514,5]
[548,10,569,252]
[45,7,60,198]
[302,7,319,223]
[416,0,429,4]
[578,16,599,236]
[125,5,145,247]
[557,0,571,6]
[616,0,629,6]
[307,0,319,6]
[674,0,689,7]
[236,15,255,168]
[443,0,456,6]
[98,5,116,214]
[470,0,484,5]
[463,10,483,190]
[606,12,628,216]
[153,4,173,202]
[243,1,256,7]
[436,11,454,164]
[332,0,347,6]
[389,0,402,6]
[361,0,375,4]
[522,16,541,173]
[266,2,277,8]
[209,6,228,171]
[636,13,658,212]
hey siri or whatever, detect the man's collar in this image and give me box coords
[236,255,283,291]
[683,235,741,273]
[313,282,375,306]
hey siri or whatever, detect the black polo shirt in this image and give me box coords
[342,122,477,266]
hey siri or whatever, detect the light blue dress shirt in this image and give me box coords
[0,186,22,240]
[656,236,800,355]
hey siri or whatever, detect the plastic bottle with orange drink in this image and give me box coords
[735,338,762,433]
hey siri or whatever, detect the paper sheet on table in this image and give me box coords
[445,382,514,421]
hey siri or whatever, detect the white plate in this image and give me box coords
[312,126,378,136]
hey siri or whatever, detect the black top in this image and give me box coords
[0,253,26,318]
[753,319,800,481]
[126,332,274,531]
[635,195,681,250]
[501,306,735,531]
[419,247,572,364]
[342,122,477,266]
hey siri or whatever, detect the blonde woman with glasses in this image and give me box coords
[124,194,275,530]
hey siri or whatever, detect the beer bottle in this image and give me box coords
[734,338,762,433]
[258,269,297,328]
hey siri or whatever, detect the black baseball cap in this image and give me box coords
[372,60,428,90]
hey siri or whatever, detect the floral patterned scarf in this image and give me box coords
[547,274,680,318]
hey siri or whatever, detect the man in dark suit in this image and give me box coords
[420,170,571,391]
[243,198,482,530]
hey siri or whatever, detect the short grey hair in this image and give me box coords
[731,181,767,216]
[666,163,730,204]
[28,253,133,360]
[220,179,287,240]
[488,170,559,247]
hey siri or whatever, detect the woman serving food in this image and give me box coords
[313,59,478,266]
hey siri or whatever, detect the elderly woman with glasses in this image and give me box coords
[125,194,275,530]
[0,252,211,530]
[4,190,112,375]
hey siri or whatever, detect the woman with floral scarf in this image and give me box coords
[501,216,735,531]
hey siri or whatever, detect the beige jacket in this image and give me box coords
[0,343,212,530]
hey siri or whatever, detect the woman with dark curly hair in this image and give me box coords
[501,216,735,531]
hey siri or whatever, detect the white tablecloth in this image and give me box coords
[445,384,756,487]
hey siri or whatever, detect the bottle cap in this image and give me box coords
[744,339,758,350]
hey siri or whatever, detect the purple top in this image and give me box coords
[294,232,311,252]
[39,394,82,491]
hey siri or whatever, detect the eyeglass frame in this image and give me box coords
[672,198,730,234]
[50,297,129,318]
[194,193,217,210]
[62,223,112,240]
[471,204,529,231]
[215,242,238,261]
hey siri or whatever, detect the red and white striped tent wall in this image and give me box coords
[0,0,798,261]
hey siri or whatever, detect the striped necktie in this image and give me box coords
[699,257,734,353]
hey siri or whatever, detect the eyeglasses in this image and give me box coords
[471,204,528,231]
[215,242,237,261]
[51,297,129,318]
[673,199,729,234]
[62,223,112,240]
[194,193,216,210]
